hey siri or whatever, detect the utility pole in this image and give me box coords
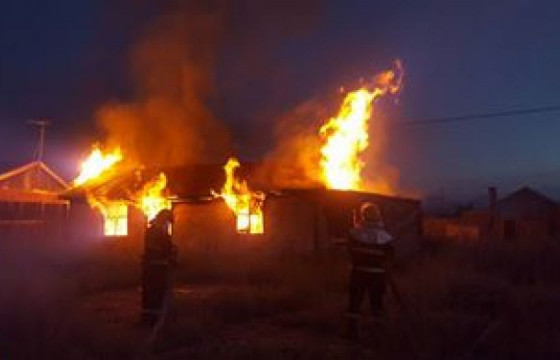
[28,119,50,161]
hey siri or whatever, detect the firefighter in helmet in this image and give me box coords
[345,202,394,338]
[141,208,177,326]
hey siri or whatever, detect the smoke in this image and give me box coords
[257,61,405,193]
[97,1,232,167]
[255,99,326,189]
[94,1,404,194]
[94,0,322,168]
[361,107,401,195]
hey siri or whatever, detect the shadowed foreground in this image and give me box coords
[1,236,560,359]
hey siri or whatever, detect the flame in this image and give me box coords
[214,157,265,234]
[73,144,172,235]
[74,145,123,186]
[319,61,403,190]
[73,145,127,236]
[136,172,171,222]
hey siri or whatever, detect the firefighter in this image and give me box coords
[141,208,177,327]
[345,202,395,339]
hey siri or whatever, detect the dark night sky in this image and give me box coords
[1,0,560,200]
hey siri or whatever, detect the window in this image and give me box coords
[236,208,264,234]
[104,203,128,236]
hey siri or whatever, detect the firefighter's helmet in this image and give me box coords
[152,209,173,225]
[360,202,382,223]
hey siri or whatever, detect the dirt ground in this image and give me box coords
[2,237,560,359]
[78,284,399,359]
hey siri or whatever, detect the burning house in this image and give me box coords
[64,160,421,256]
[62,61,420,256]
[63,146,171,241]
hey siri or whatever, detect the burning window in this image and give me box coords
[213,157,265,235]
[103,203,128,236]
[73,146,171,237]
[236,199,264,235]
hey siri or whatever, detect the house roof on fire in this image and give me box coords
[63,163,263,201]
[63,162,421,207]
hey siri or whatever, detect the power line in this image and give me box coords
[401,105,560,127]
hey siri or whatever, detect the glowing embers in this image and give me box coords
[103,202,128,236]
[213,157,265,235]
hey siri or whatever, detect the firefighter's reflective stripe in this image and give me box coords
[353,266,386,274]
[349,226,393,245]
[350,247,385,256]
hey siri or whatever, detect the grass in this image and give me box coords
[1,236,560,358]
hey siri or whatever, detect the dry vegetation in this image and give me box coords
[1,235,560,359]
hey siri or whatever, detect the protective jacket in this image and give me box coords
[141,223,177,325]
[348,222,394,273]
[143,224,177,266]
[346,221,395,322]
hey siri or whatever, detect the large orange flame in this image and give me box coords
[74,145,122,186]
[136,172,171,222]
[73,146,126,235]
[74,145,171,235]
[319,61,403,190]
[213,157,265,234]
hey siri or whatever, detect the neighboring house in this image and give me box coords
[493,187,559,240]
[423,186,559,241]
[423,215,485,242]
[0,161,70,240]
[64,164,422,258]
